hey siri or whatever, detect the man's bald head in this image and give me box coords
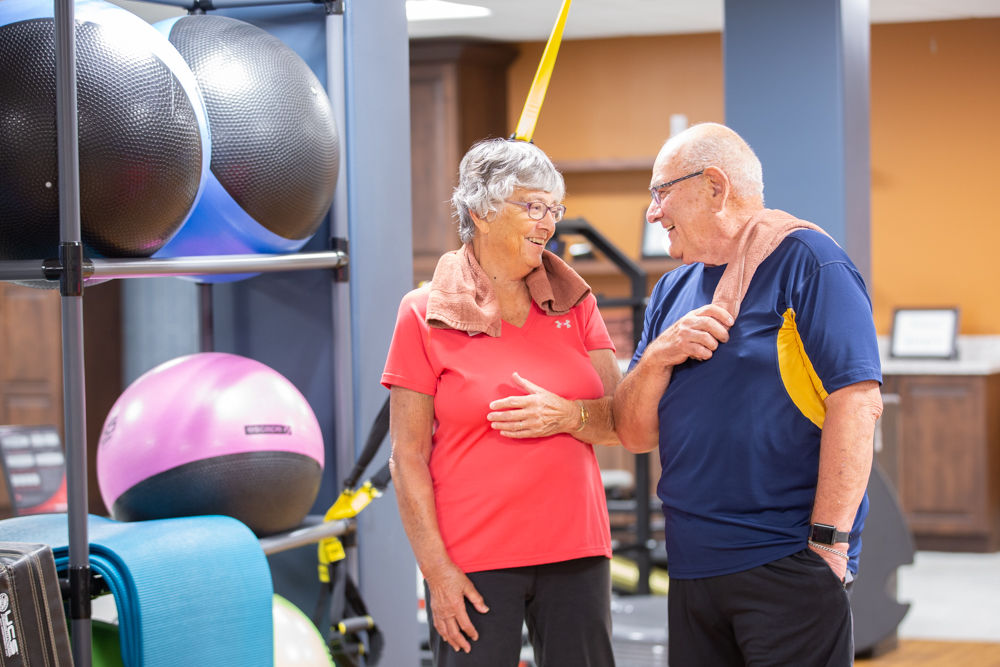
[656,123,764,206]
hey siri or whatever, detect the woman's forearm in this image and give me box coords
[390,450,455,578]
[575,396,619,447]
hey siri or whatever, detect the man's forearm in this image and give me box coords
[612,359,672,453]
[811,381,883,539]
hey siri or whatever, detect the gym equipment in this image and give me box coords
[0,541,74,666]
[96,352,325,537]
[0,0,209,266]
[312,397,390,667]
[0,513,273,667]
[851,456,915,655]
[511,0,572,143]
[610,556,669,596]
[274,595,335,667]
[152,14,340,282]
[0,426,68,516]
[0,0,356,663]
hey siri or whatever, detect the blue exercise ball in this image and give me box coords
[152,15,340,283]
[0,0,210,265]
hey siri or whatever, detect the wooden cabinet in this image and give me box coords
[409,40,516,284]
[0,284,64,433]
[882,374,1000,551]
[0,281,122,515]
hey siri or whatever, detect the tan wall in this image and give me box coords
[506,20,1000,334]
[507,34,724,260]
[870,19,1000,334]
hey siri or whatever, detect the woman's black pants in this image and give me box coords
[425,555,615,667]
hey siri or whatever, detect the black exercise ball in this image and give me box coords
[153,15,339,270]
[0,0,210,265]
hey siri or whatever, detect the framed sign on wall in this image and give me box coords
[890,308,960,360]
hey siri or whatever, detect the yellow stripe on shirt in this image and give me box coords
[776,308,828,429]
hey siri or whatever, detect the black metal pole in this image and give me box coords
[629,260,652,595]
[552,219,653,594]
[198,283,214,353]
[54,0,91,661]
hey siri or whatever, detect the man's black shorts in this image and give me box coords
[669,549,854,667]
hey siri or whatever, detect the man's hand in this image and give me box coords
[645,304,733,367]
[488,373,577,438]
[809,543,849,582]
[425,562,489,653]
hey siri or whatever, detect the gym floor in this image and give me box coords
[858,550,1000,666]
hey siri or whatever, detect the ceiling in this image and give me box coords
[110,0,1000,38]
[408,0,1000,41]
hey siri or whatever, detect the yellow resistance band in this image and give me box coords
[512,0,573,142]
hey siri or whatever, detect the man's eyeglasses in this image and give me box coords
[504,200,567,223]
[649,170,705,206]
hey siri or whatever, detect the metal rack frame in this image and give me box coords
[0,1,354,664]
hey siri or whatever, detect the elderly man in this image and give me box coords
[613,123,883,666]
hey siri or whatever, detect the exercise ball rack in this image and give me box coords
[0,0,353,664]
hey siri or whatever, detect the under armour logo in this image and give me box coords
[555,320,571,329]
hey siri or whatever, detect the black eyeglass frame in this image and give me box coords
[649,170,705,205]
[503,200,567,223]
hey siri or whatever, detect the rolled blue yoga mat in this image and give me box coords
[0,514,273,667]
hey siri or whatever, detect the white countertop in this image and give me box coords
[879,335,1000,376]
[618,336,1000,376]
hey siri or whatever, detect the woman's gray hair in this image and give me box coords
[452,138,565,244]
[666,123,764,203]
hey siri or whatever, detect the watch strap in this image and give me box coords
[809,523,850,545]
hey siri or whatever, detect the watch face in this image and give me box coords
[811,524,837,545]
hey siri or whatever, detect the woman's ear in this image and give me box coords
[471,210,490,235]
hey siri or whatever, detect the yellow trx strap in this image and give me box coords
[317,482,384,581]
[512,0,573,142]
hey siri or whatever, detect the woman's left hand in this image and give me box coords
[487,373,578,438]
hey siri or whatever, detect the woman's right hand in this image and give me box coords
[425,562,489,654]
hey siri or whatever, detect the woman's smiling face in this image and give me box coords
[483,187,560,279]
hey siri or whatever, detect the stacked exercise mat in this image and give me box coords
[0,514,273,667]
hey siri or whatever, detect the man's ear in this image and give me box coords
[704,166,731,212]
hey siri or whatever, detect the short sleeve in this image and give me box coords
[577,294,616,353]
[381,291,439,395]
[629,279,661,372]
[792,262,882,394]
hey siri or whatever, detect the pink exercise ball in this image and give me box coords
[97,353,324,536]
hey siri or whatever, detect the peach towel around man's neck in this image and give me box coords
[712,208,830,319]
[425,244,591,337]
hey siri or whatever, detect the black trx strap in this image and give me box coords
[312,396,392,666]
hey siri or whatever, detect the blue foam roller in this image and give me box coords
[0,514,273,667]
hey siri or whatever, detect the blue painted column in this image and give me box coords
[724,0,871,284]
[344,0,418,664]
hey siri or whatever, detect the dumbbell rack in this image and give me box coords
[0,0,348,664]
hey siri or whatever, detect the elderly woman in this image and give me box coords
[382,138,622,667]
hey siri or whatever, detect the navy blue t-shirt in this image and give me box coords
[629,229,882,579]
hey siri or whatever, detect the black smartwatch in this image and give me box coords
[809,523,850,545]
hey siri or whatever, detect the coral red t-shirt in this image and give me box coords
[382,287,614,573]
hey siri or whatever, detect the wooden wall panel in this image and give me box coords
[0,284,64,436]
[410,40,517,285]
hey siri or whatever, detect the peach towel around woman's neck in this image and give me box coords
[713,208,830,319]
[425,244,591,337]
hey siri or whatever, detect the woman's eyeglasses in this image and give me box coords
[504,200,567,222]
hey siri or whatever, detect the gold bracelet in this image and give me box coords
[575,401,588,433]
